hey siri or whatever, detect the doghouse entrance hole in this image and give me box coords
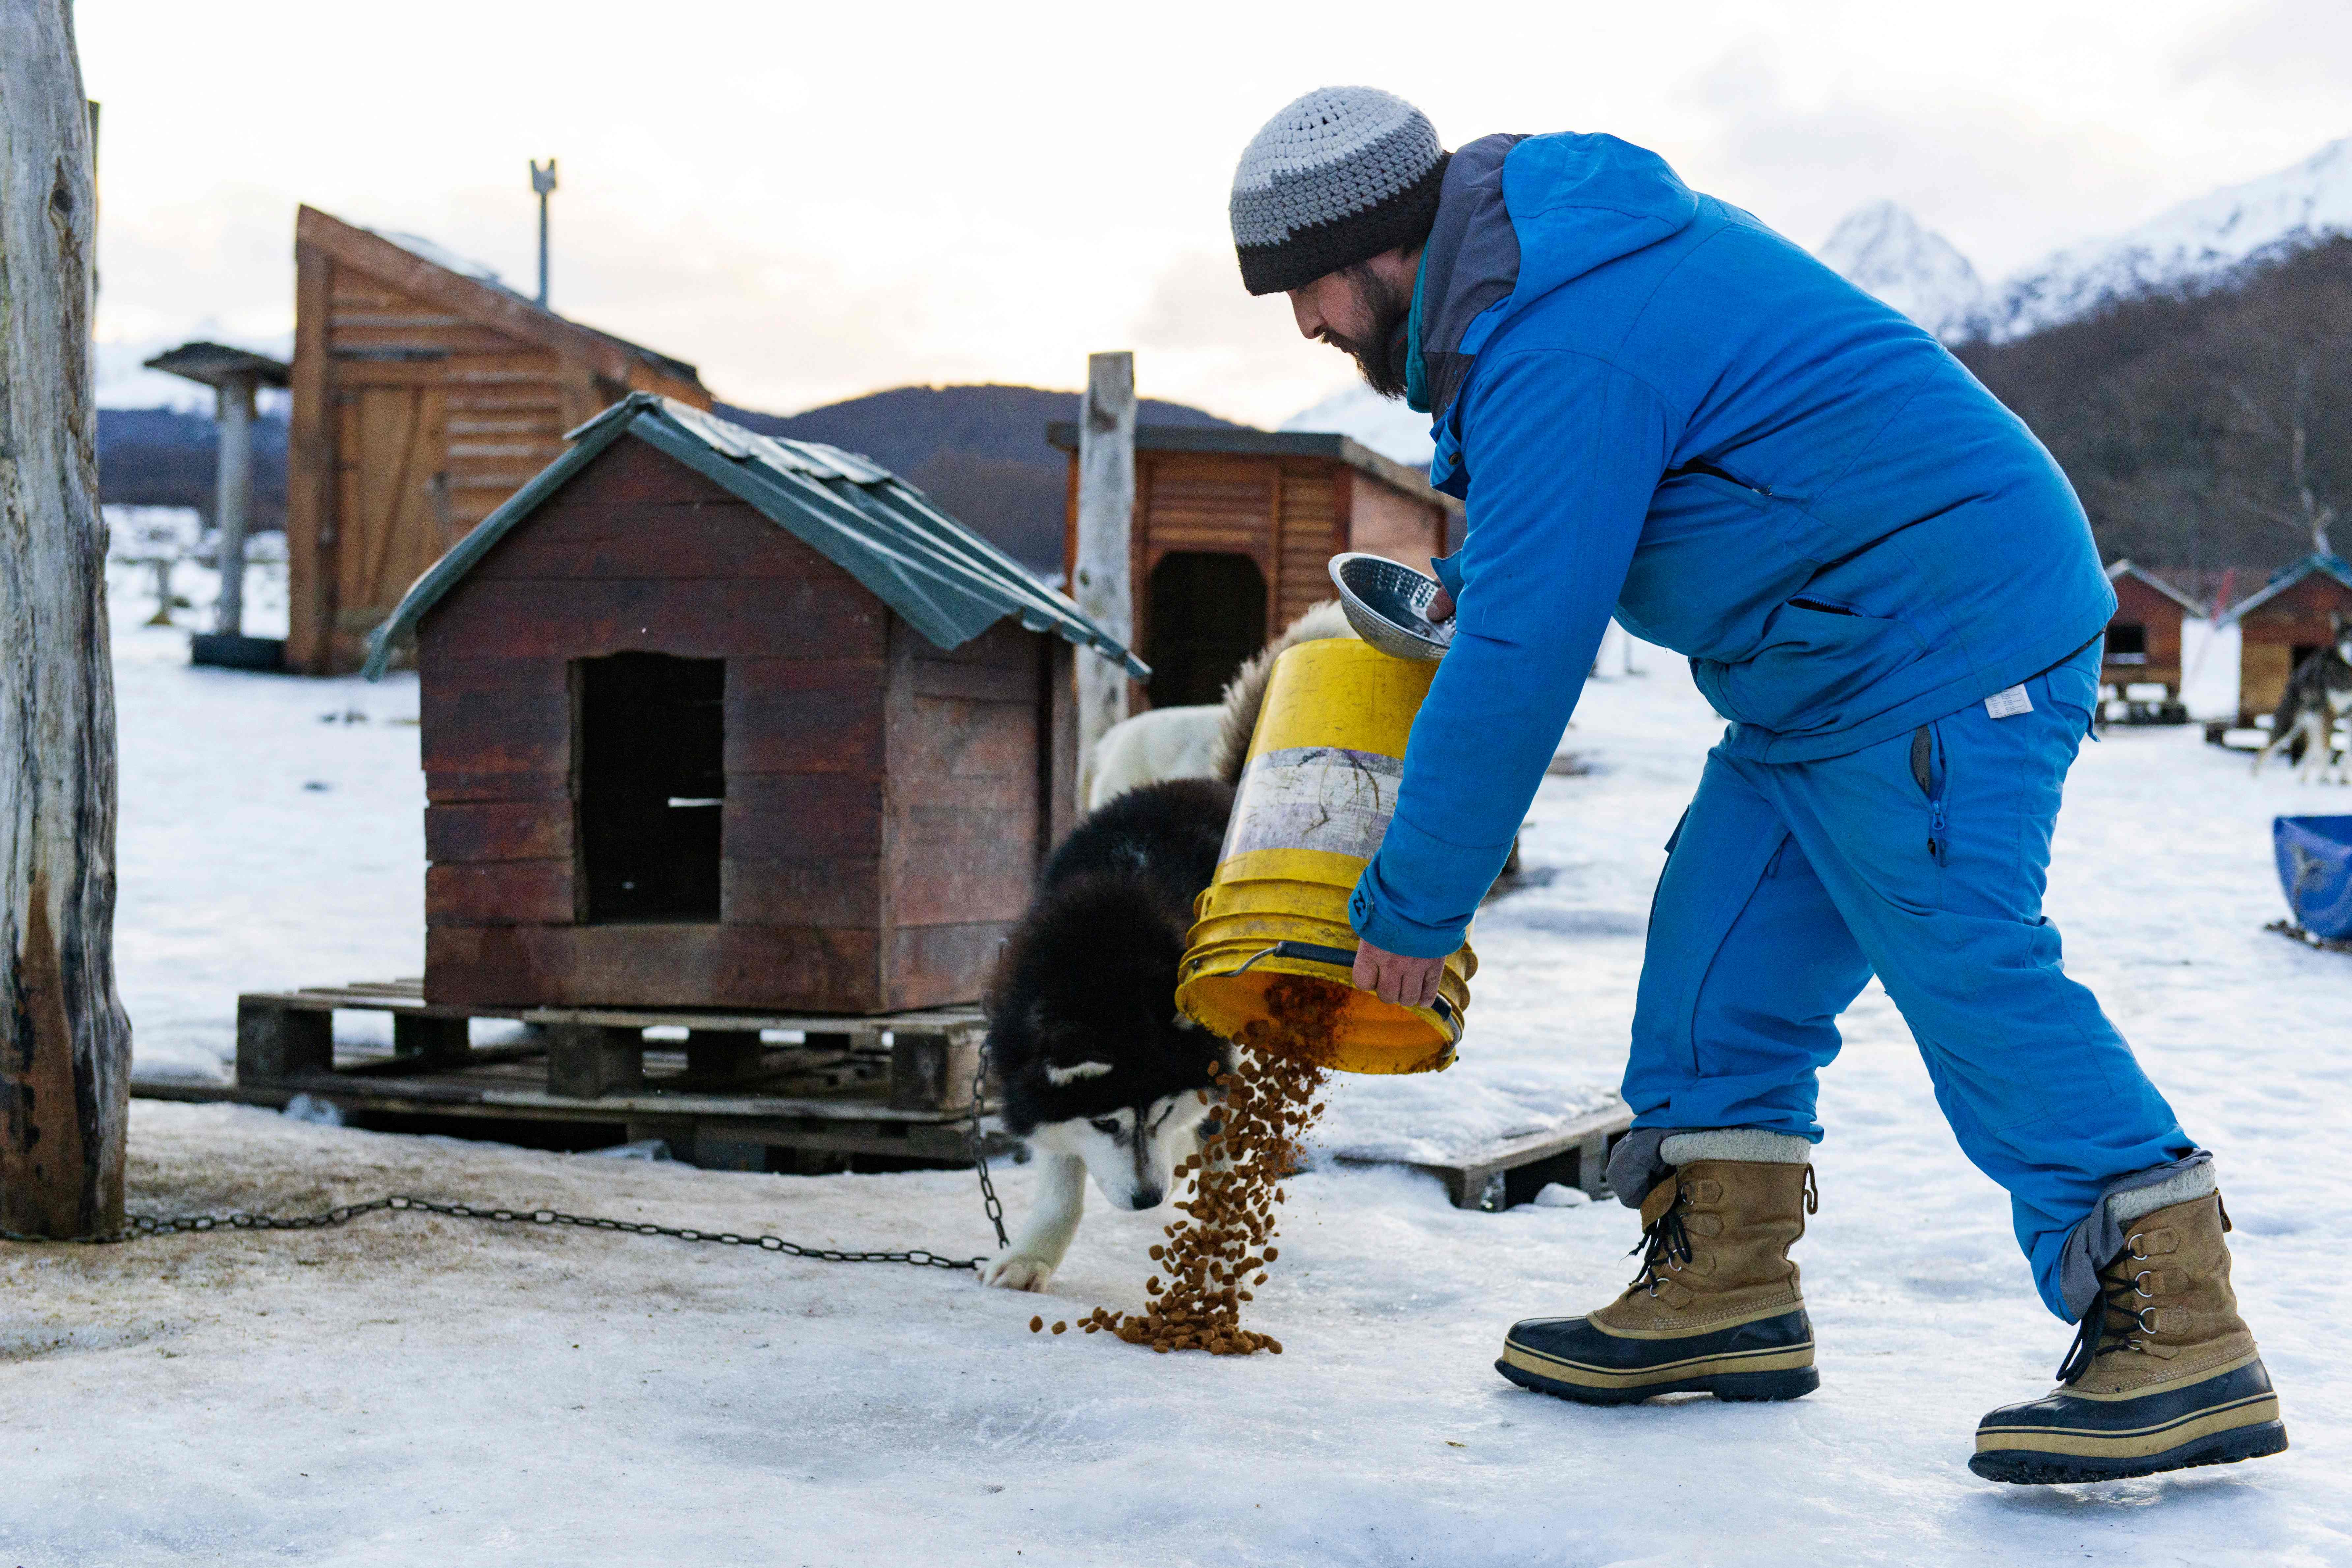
[578,652,725,922]
[1146,551,1267,708]
[2106,622,2147,664]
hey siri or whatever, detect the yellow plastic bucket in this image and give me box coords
[1176,637,1474,1074]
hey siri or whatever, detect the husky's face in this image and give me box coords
[1027,1087,1219,1211]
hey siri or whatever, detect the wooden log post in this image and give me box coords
[212,372,255,636]
[0,4,132,1239]
[1071,351,1136,814]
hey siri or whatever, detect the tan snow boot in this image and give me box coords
[1973,1193,2287,1483]
[1498,1155,1819,1404]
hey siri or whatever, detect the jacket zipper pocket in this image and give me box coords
[1910,723,1947,864]
[1664,458,1773,499]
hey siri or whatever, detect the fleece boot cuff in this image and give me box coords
[2055,1152,2216,1320]
[1661,1129,1813,1166]
[1608,1126,1813,1208]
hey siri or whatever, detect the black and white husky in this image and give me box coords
[978,778,1237,1292]
[2253,616,2352,782]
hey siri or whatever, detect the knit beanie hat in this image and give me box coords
[1230,87,1448,296]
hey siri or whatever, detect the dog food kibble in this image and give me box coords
[1082,974,1340,1357]
[1030,1316,1044,1333]
[1052,1321,1068,1335]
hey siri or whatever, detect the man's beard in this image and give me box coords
[1319,263,1414,399]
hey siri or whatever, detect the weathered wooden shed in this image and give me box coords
[2102,559,2205,694]
[288,206,712,675]
[2215,554,2352,722]
[1046,424,1462,708]
[365,394,1142,1014]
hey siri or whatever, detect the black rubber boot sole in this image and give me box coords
[1496,1355,1820,1406]
[1969,1419,2288,1485]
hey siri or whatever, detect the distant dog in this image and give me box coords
[979,778,1237,1292]
[1077,599,1361,811]
[1082,704,1223,811]
[2253,616,2352,782]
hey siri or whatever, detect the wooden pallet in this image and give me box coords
[130,979,997,1172]
[1331,1101,1635,1211]
[136,978,1635,1203]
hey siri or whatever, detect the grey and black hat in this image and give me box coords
[1230,87,1447,296]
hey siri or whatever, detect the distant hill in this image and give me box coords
[95,383,1238,573]
[1956,235,2352,577]
[99,406,289,530]
[717,384,1239,571]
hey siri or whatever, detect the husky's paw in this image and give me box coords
[980,1253,1057,1292]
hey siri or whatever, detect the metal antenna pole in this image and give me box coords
[530,158,558,308]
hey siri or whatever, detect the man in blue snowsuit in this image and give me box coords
[1229,88,2285,1483]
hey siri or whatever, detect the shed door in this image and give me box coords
[335,383,449,634]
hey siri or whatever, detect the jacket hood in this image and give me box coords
[1409,132,1702,417]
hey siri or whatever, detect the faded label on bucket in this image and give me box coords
[1221,746,1403,863]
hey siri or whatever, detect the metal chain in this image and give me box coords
[1,1195,983,1269]
[970,1035,1009,1251]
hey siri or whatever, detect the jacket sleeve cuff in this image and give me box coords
[1430,549,1465,602]
[1347,814,1504,960]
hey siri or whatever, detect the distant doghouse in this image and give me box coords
[365,394,1143,1014]
[1046,423,1462,710]
[2217,553,2352,728]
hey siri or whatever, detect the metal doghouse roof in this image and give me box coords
[363,393,1148,681]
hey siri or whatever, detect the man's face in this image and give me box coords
[1288,258,1414,399]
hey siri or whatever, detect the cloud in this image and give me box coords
[1126,251,1355,427]
[2176,0,2352,100]
[1671,40,2174,278]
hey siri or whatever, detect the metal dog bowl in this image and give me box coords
[1329,552,1453,663]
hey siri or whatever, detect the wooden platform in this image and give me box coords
[132,978,1635,1204]
[1334,1102,1635,1211]
[129,979,996,1172]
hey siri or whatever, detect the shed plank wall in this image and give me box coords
[2104,577,2186,690]
[1346,470,1446,574]
[1275,466,1342,630]
[288,222,708,675]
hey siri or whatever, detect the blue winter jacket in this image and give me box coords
[1348,132,2115,960]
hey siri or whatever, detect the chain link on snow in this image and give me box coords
[0,1194,985,1270]
[970,1035,1009,1253]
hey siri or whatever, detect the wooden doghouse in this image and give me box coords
[365,394,1142,1014]
[2216,554,2352,723]
[1046,424,1462,708]
[2103,560,2205,693]
[287,206,712,676]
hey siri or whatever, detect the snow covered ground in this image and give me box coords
[7,598,2350,1565]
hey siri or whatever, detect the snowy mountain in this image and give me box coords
[1279,382,1435,467]
[1991,136,2352,339]
[1815,200,1988,344]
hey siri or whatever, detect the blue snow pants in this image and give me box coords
[1623,643,2193,1319]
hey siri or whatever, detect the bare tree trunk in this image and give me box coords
[0,0,130,1237]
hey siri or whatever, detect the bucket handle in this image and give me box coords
[1227,941,1459,1026]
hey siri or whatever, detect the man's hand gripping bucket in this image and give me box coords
[1175,633,1475,1074]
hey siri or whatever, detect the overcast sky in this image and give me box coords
[79,0,2350,426]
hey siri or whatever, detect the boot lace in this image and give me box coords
[1625,1204,1691,1296]
[2056,1226,2176,1385]
[1624,1165,1816,1297]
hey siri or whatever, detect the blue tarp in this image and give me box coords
[2274,815,2352,939]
